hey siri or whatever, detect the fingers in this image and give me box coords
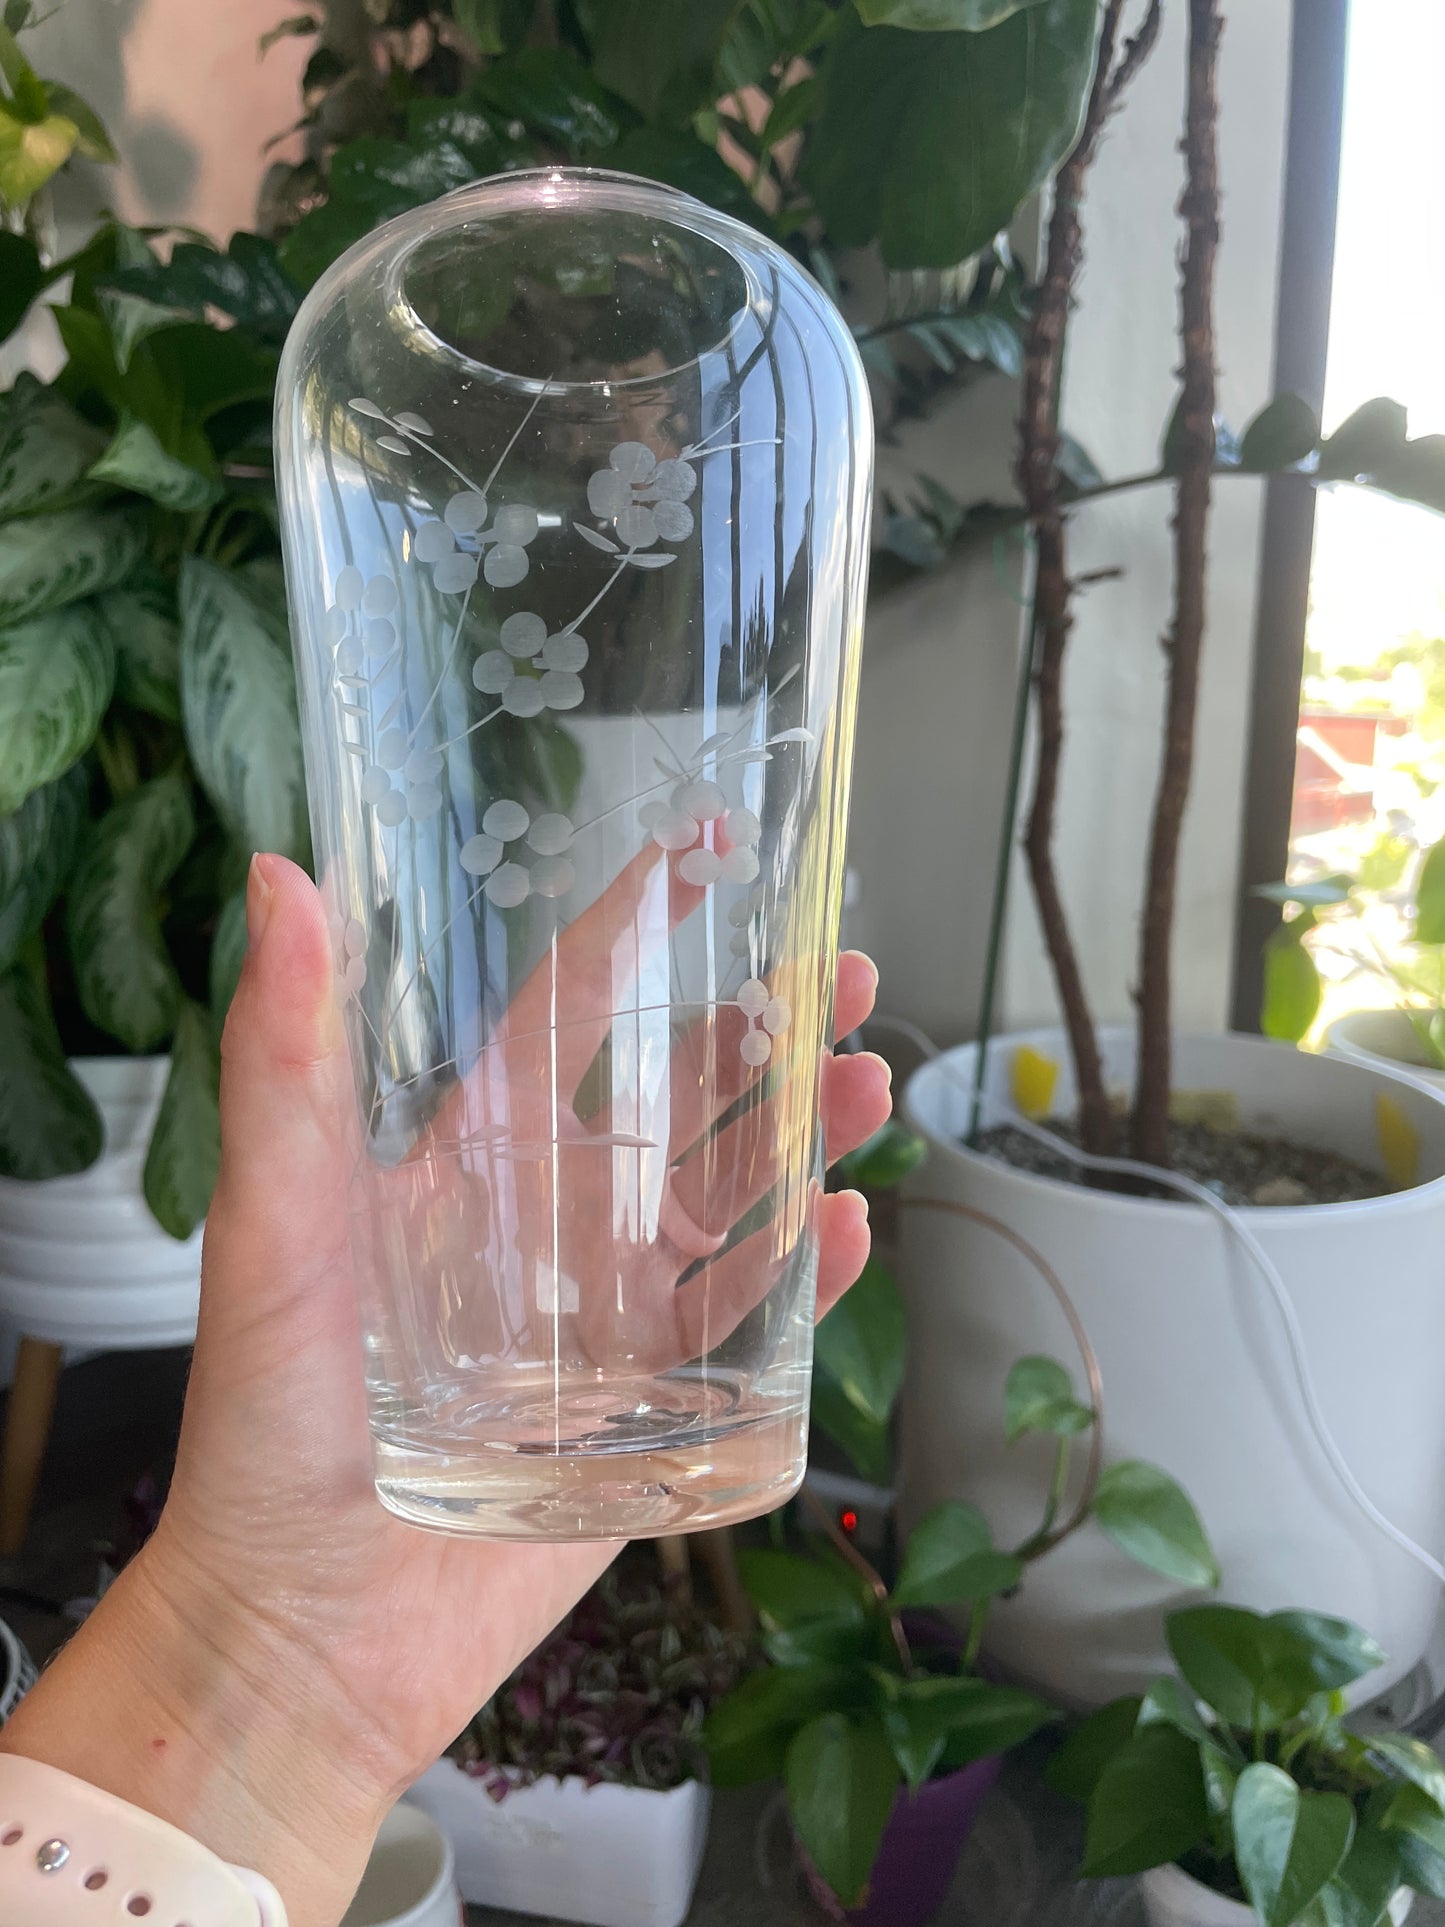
[834,952,879,1043]
[203,855,352,1340]
[815,1190,871,1320]
[821,1050,893,1164]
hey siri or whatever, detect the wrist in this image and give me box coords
[0,1530,390,1926]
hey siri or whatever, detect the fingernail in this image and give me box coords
[246,854,274,951]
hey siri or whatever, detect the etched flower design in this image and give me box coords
[413,492,541,593]
[727,886,766,960]
[329,911,369,1001]
[360,739,444,826]
[471,610,587,717]
[640,781,761,888]
[575,440,698,569]
[459,798,576,909]
[736,978,791,1067]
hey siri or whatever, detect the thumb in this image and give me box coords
[201,853,352,1345]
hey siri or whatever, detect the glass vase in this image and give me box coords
[275,166,872,1539]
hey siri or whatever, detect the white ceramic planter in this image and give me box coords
[1327,1010,1445,1092]
[342,1801,461,1927]
[900,1028,1445,1710]
[0,1058,202,1348]
[408,1759,710,1927]
[1138,1864,1412,1927]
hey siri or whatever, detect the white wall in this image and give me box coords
[998,0,1293,1036]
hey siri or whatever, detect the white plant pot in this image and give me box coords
[1138,1864,1412,1927]
[0,1058,202,1348]
[900,1028,1445,1710]
[1326,1010,1445,1092]
[408,1758,710,1927]
[342,1800,461,1927]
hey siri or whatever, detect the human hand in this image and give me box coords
[0,852,891,1926]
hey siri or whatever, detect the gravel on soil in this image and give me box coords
[975,1119,1387,1207]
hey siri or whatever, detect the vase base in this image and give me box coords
[372,1406,807,1540]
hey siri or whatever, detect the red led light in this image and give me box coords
[840,1508,859,1534]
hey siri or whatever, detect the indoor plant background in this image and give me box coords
[893,0,1445,1710]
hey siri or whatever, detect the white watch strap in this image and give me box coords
[0,1755,288,1924]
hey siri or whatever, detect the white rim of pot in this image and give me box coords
[905,1028,1445,1226]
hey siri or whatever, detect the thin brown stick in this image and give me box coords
[797,1482,912,1672]
[903,1197,1104,1547]
[1017,1,1161,1156]
[1132,0,1224,1164]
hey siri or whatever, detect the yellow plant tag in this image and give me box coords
[1011,1044,1059,1120]
[1376,1092,1419,1192]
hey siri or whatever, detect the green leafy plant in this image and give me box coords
[706,1353,1216,1908]
[0,215,305,1232]
[807,1118,926,1484]
[1258,839,1445,1062]
[1052,1603,1445,1927]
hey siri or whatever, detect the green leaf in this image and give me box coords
[95,569,181,723]
[1414,839,1445,946]
[785,1713,899,1908]
[0,761,87,970]
[178,558,308,862]
[881,1675,1052,1788]
[706,1662,862,1785]
[1004,1353,1094,1442]
[1234,1763,1355,1927]
[88,414,221,512]
[473,48,627,155]
[855,0,1046,25]
[807,0,1101,270]
[810,1365,892,1483]
[67,773,194,1051]
[1268,1614,1385,1694]
[814,1257,906,1426]
[1239,394,1321,473]
[892,1501,1023,1609]
[53,301,173,434]
[142,999,220,1238]
[0,601,114,814]
[1381,1785,1445,1901]
[836,1119,928,1189]
[1137,1677,1221,1753]
[574,0,738,124]
[0,964,102,1178]
[1167,1607,1319,1730]
[0,104,77,206]
[454,0,534,55]
[0,505,145,627]
[1317,398,1408,483]
[1368,1736,1445,1812]
[99,232,300,346]
[209,886,247,1020]
[1045,1696,1143,1804]
[738,1548,867,1628]
[41,83,113,162]
[0,383,105,516]
[0,229,41,339]
[1316,1830,1405,1927]
[1091,1461,1219,1587]
[1081,1723,1211,1878]
[1261,920,1322,1043]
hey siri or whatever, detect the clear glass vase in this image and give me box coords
[275,167,872,1539]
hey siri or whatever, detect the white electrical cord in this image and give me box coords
[869,1012,1445,1591]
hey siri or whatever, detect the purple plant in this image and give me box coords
[450,1574,748,1797]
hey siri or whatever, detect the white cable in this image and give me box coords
[869,1014,1445,1590]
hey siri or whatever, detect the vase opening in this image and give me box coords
[391,176,755,393]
